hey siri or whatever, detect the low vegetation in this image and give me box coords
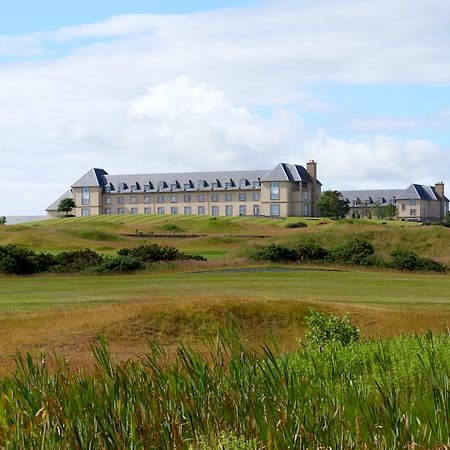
[253,239,447,272]
[0,320,448,448]
[0,244,206,275]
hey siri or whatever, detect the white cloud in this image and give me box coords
[0,0,449,214]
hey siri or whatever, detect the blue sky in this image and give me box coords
[0,0,449,214]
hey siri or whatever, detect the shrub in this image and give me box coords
[96,255,145,272]
[285,221,308,229]
[304,307,361,347]
[0,245,40,275]
[329,239,376,266]
[389,249,447,272]
[295,242,329,262]
[118,244,181,262]
[51,249,105,272]
[160,223,183,232]
[253,244,298,262]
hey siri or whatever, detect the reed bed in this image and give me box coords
[0,331,448,448]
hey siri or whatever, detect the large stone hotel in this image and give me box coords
[47,160,322,218]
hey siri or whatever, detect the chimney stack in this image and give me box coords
[307,160,317,179]
[435,182,444,197]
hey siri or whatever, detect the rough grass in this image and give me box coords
[0,269,449,373]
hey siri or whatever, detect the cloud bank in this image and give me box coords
[0,0,449,214]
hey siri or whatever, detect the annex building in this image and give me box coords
[341,182,449,222]
[46,161,322,218]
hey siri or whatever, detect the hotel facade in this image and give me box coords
[47,161,322,218]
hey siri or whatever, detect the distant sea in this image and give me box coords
[5,216,49,225]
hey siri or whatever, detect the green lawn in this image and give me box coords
[2,268,449,311]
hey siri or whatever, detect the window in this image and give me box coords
[270,204,280,216]
[157,195,165,203]
[197,194,205,202]
[82,187,90,205]
[239,205,246,216]
[410,209,416,216]
[211,182,219,190]
[131,207,138,214]
[144,196,151,203]
[225,193,232,201]
[157,181,165,191]
[253,192,260,201]
[401,204,406,211]
[225,182,232,190]
[303,204,309,216]
[105,185,112,193]
[211,194,219,202]
[81,208,90,216]
[131,185,138,192]
[239,179,247,189]
[198,206,205,215]
[198,180,206,189]
[171,207,178,214]
[157,207,165,214]
[104,208,111,215]
[303,192,309,201]
[118,197,124,204]
[118,207,125,214]
[253,181,261,189]
[211,206,219,216]
[170,195,177,203]
[409,199,416,206]
[144,207,151,214]
[144,184,151,192]
[253,205,260,216]
[225,205,233,216]
[170,183,178,191]
[130,196,137,204]
[270,181,280,200]
[184,195,191,202]
[239,193,246,201]
[118,182,126,192]
[184,183,191,191]
[105,197,111,204]
[184,206,191,215]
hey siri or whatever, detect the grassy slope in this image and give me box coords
[0,215,449,372]
[0,269,449,373]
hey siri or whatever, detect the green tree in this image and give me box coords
[316,190,349,219]
[0,216,6,225]
[57,198,76,216]
[385,203,397,219]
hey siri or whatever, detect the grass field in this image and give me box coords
[0,268,449,373]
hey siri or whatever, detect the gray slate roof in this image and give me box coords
[340,189,403,206]
[396,184,449,201]
[71,163,319,193]
[72,168,108,187]
[46,189,73,211]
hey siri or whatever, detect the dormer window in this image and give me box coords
[198,180,207,189]
[118,182,127,192]
[225,182,232,190]
[253,181,261,189]
[170,183,178,191]
[184,182,192,191]
[104,185,112,193]
[144,184,152,192]
[131,183,140,192]
[239,179,248,189]
[157,181,166,191]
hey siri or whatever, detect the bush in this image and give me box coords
[285,221,308,229]
[253,244,298,262]
[0,245,40,275]
[329,239,376,266]
[295,242,329,262]
[118,244,181,262]
[389,249,447,273]
[51,249,105,272]
[96,255,145,272]
[304,307,361,347]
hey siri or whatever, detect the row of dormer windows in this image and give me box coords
[103,179,262,193]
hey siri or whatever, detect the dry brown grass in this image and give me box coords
[0,296,448,375]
